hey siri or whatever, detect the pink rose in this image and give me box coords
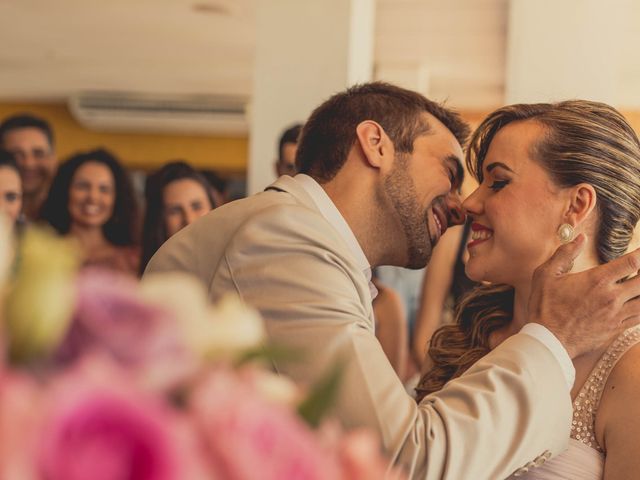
[57,269,197,391]
[38,357,209,480]
[0,371,42,480]
[316,422,406,480]
[337,429,406,480]
[191,367,340,480]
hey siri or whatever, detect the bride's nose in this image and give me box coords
[462,187,484,218]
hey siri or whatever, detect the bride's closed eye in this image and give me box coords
[489,179,509,192]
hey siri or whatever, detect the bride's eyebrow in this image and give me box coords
[486,162,515,174]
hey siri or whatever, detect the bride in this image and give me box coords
[416,100,640,479]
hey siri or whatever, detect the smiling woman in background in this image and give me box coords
[40,148,140,275]
[139,160,216,274]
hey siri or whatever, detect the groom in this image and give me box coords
[145,82,640,479]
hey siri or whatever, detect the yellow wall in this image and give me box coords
[0,102,248,173]
[621,111,640,133]
[3,103,639,176]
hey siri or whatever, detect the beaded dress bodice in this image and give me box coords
[511,324,640,479]
[570,325,640,451]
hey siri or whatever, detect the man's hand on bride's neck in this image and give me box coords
[489,238,601,350]
[526,235,640,359]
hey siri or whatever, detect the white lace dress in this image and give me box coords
[510,325,640,479]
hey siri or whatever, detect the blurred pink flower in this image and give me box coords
[191,367,341,480]
[1,250,398,480]
[37,356,209,480]
[57,269,198,391]
[337,430,406,480]
[0,371,42,480]
[316,421,406,480]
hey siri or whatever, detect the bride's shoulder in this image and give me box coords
[595,337,640,448]
[603,340,640,397]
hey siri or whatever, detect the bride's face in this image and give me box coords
[462,120,569,287]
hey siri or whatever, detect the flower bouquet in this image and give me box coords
[0,218,404,480]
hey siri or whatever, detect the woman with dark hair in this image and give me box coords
[140,161,215,274]
[0,149,23,230]
[40,148,140,274]
[417,100,640,479]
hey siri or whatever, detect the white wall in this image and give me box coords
[247,0,375,195]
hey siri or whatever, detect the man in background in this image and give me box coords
[0,113,57,220]
[274,123,303,177]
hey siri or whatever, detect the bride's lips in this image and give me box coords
[467,222,493,249]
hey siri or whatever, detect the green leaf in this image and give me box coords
[297,360,345,428]
[234,344,304,367]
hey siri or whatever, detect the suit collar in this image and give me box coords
[264,175,317,210]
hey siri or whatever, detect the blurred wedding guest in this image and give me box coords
[40,148,140,274]
[274,123,303,176]
[199,168,227,206]
[0,114,57,220]
[140,161,215,273]
[0,149,23,231]
[372,275,409,381]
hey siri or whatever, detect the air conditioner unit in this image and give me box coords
[68,91,249,136]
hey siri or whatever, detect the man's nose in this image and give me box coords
[18,153,37,170]
[445,192,465,226]
[87,186,101,202]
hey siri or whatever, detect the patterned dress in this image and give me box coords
[511,325,640,479]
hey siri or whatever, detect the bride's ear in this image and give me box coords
[564,183,597,226]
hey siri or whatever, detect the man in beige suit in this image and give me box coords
[145,83,640,479]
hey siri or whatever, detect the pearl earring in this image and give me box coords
[557,223,575,244]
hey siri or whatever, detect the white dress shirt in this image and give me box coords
[295,174,378,301]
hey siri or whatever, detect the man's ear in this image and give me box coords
[564,183,597,227]
[355,120,393,169]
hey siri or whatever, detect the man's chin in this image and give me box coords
[405,248,431,270]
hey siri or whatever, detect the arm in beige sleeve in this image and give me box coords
[218,206,573,480]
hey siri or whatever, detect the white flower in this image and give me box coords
[140,273,266,361]
[248,368,301,407]
[140,273,210,328]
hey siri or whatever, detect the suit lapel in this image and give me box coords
[265,175,375,319]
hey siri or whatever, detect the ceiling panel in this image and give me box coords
[0,0,256,100]
[1,1,639,109]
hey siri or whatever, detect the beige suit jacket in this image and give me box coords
[145,176,572,479]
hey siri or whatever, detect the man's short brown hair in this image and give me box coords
[296,82,470,183]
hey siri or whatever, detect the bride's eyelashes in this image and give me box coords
[489,179,509,192]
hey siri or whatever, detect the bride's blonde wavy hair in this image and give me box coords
[416,101,640,401]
